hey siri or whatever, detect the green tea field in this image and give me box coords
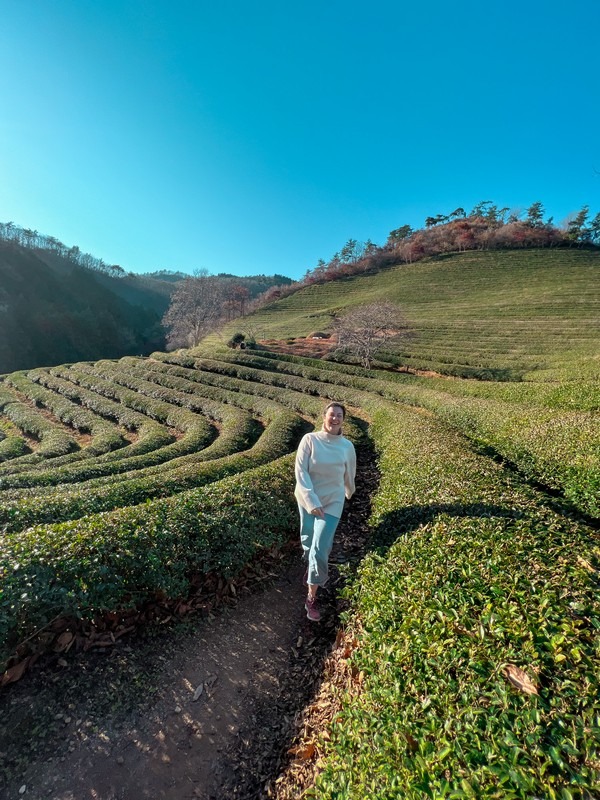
[224,249,599,382]
[1,248,599,798]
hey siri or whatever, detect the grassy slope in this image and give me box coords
[210,249,600,380]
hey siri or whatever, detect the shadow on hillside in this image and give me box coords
[367,501,524,553]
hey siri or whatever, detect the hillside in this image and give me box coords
[0,237,296,374]
[212,248,600,381]
[0,246,599,798]
[0,240,170,373]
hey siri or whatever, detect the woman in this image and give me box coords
[294,402,356,622]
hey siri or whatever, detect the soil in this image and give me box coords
[0,438,379,800]
[258,338,447,378]
[260,337,338,360]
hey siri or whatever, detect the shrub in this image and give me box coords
[0,457,298,668]
[226,332,246,349]
[312,404,600,798]
[0,409,305,531]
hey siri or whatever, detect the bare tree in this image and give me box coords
[223,283,250,320]
[162,269,228,349]
[333,302,408,368]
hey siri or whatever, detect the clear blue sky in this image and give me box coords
[1,1,598,281]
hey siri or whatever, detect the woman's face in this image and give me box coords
[323,405,344,435]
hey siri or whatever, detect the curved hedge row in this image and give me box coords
[210,349,600,412]
[0,410,255,530]
[0,338,598,797]
[0,456,298,670]
[0,380,79,465]
[0,368,216,489]
[137,355,327,418]
[2,372,123,464]
[0,409,305,532]
[0,435,28,463]
[180,351,600,519]
[33,367,177,443]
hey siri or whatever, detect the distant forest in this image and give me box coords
[0,223,291,373]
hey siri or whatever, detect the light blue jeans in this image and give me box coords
[299,506,340,587]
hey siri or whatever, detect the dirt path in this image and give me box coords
[0,441,378,800]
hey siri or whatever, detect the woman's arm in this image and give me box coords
[344,442,357,500]
[295,435,322,512]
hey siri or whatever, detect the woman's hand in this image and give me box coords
[311,507,325,519]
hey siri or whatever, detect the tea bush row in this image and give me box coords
[4,372,125,459]
[0,408,258,529]
[187,352,600,519]
[0,416,213,490]
[228,348,599,412]
[75,360,297,422]
[0,409,305,532]
[433,400,600,519]
[34,367,181,441]
[0,406,28,463]
[1,354,315,496]
[227,354,599,518]
[0,367,178,479]
[0,455,298,670]
[424,378,599,413]
[215,347,598,412]
[0,435,28,463]
[69,362,320,447]
[313,403,600,799]
[138,355,327,419]
[70,360,318,448]
[0,380,79,465]
[0,368,218,489]
[125,355,369,447]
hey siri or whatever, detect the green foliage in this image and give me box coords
[227,332,246,348]
[313,404,600,798]
[0,244,598,797]
[0,435,28,463]
[5,371,125,454]
[0,379,79,461]
[163,351,600,520]
[0,409,302,531]
[0,457,297,667]
[212,248,600,382]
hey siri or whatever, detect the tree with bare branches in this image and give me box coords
[162,269,228,349]
[333,302,408,368]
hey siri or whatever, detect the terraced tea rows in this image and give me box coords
[215,248,600,380]
[1,343,599,797]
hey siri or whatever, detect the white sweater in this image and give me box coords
[294,430,356,518]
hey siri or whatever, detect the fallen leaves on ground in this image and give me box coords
[0,544,294,690]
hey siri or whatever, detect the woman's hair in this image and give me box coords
[323,402,346,418]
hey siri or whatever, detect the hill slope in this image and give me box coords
[0,240,169,373]
[1,246,599,797]
[212,249,600,380]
